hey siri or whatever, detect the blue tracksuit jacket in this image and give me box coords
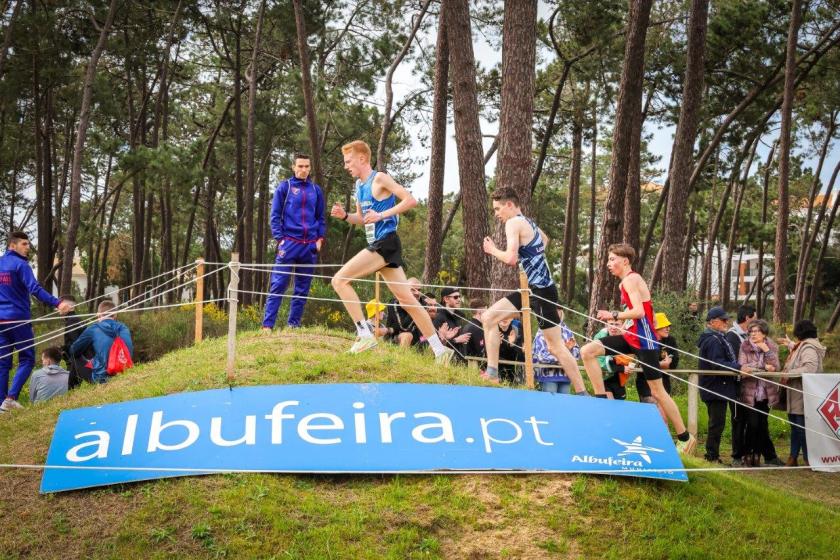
[0,249,61,320]
[271,176,326,243]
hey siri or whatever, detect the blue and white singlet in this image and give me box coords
[515,215,553,288]
[356,171,398,244]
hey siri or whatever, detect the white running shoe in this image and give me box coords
[434,347,455,366]
[1,399,23,411]
[348,337,378,354]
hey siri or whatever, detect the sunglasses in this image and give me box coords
[447,294,462,299]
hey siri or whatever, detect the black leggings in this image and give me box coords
[743,400,778,460]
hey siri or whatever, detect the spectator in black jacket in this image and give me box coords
[698,306,750,463]
[433,287,471,364]
[461,298,487,369]
[384,278,428,347]
[61,295,93,389]
[724,304,755,465]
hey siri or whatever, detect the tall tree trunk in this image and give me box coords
[244,0,266,304]
[562,115,582,298]
[60,0,118,296]
[793,117,836,322]
[623,83,655,261]
[445,0,491,291]
[722,135,759,308]
[681,208,696,289]
[773,0,802,323]
[659,0,709,292]
[233,17,247,302]
[827,298,840,333]
[756,141,777,318]
[492,0,537,290]
[808,189,840,321]
[33,31,53,291]
[291,0,325,187]
[588,111,597,287]
[588,0,653,324]
[439,138,498,243]
[422,8,449,284]
[376,0,431,169]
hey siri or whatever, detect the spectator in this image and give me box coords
[60,294,93,389]
[433,287,470,363]
[698,306,749,463]
[593,318,630,400]
[737,319,783,467]
[533,310,580,394]
[687,301,700,319]
[723,304,755,466]
[70,301,133,384]
[460,298,487,368]
[779,319,826,467]
[0,231,72,412]
[637,313,677,418]
[384,277,427,347]
[497,317,524,384]
[725,304,756,356]
[28,347,69,404]
[262,154,326,332]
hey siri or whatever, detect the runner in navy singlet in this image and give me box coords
[480,188,586,392]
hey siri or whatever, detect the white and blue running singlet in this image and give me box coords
[355,171,398,244]
[515,215,553,288]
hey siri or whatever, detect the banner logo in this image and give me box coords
[613,436,664,464]
[817,382,840,438]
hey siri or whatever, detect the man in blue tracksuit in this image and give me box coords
[0,231,72,411]
[262,154,326,330]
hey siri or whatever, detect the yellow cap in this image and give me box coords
[366,299,386,319]
[654,312,671,330]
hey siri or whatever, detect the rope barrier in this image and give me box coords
[527,291,824,402]
[525,306,839,445]
[0,267,226,363]
[0,262,211,353]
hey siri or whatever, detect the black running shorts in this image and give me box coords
[365,232,404,269]
[504,284,561,330]
[598,334,662,381]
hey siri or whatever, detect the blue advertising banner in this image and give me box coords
[41,383,687,493]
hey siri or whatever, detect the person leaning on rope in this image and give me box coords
[0,231,73,413]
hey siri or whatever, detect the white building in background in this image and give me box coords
[686,245,774,302]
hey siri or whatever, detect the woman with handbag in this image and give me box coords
[778,320,827,467]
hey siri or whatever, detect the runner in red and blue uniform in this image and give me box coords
[262,154,326,331]
[579,243,696,455]
[0,232,72,411]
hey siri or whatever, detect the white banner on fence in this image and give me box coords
[803,373,840,472]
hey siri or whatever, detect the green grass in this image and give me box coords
[0,328,837,559]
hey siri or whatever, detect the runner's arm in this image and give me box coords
[486,219,520,266]
[372,173,417,218]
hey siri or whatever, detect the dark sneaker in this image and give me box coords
[764,457,784,467]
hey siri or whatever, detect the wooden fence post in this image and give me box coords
[519,269,535,389]
[195,258,205,344]
[226,253,240,382]
[688,373,699,437]
[374,272,381,337]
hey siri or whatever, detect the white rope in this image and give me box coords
[0,263,207,353]
[0,267,225,363]
[526,306,839,445]
[527,290,825,402]
[0,261,201,328]
[232,261,514,293]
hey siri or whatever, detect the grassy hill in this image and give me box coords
[0,328,837,559]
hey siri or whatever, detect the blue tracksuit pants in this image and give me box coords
[0,322,36,400]
[262,240,318,328]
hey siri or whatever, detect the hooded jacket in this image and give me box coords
[782,338,827,415]
[0,249,61,320]
[271,176,326,244]
[29,364,69,403]
[698,328,741,402]
[70,319,133,381]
